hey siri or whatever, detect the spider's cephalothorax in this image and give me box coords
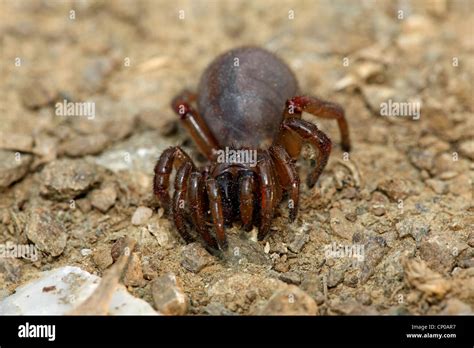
[154,47,351,251]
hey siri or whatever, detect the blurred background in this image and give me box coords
[0,0,472,315]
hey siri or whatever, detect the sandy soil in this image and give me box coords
[0,0,473,315]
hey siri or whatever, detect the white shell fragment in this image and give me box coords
[0,266,158,315]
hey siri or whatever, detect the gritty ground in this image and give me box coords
[0,0,473,315]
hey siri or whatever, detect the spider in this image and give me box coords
[154,47,351,251]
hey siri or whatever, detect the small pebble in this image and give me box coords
[259,285,318,315]
[60,134,110,157]
[92,246,113,271]
[131,206,153,226]
[25,208,67,257]
[80,249,92,256]
[0,150,33,189]
[181,242,213,273]
[263,242,270,254]
[278,272,301,285]
[288,233,309,253]
[371,204,386,216]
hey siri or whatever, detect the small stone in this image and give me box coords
[467,232,474,248]
[76,198,92,213]
[259,285,318,315]
[80,248,92,256]
[137,108,177,136]
[222,234,271,266]
[0,150,33,189]
[361,85,395,112]
[111,236,136,262]
[356,235,388,284]
[403,258,451,299]
[329,208,353,240]
[425,179,448,194]
[419,234,465,273]
[459,140,474,160]
[288,233,310,253]
[123,253,144,287]
[25,208,67,257]
[60,134,110,157]
[408,149,435,171]
[433,153,455,175]
[273,259,290,273]
[203,302,236,315]
[367,124,388,144]
[327,268,345,288]
[308,292,322,307]
[92,246,113,271]
[39,159,100,200]
[32,134,57,168]
[0,132,33,152]
[89,183,117,213]
[345,213,357,222]
[0,258,22,282]
[131,206,153,226]
[377,178,413,202]
[20,79,58,109]
[263,242,270,254]
[209,273,286,312]
[147,217,175,249]
[181,242,213,273]
[151,273,188,315]
[279,272,301,285]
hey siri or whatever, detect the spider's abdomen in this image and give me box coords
[197,47,298,149]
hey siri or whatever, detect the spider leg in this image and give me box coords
[153,146,194,214]
[239,171,257,232]
[172,90,219,160]
[269,145,300,222]
[172,162,194,243]
[284,95,351,152]
[206,178,228,250]
[256,151,277,241]
[280,118,332,189]
[188,172,218,249]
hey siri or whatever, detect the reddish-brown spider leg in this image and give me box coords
[188,172,218,249]
[154,146,194,214]
[206,178,227,250]
[269,145,300,222]
[257,151,278,240]
[285,96,351,152]
[281,118,332,188]
[239,171,256,232]
[172,90,219,160]
[172,162,194,243]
